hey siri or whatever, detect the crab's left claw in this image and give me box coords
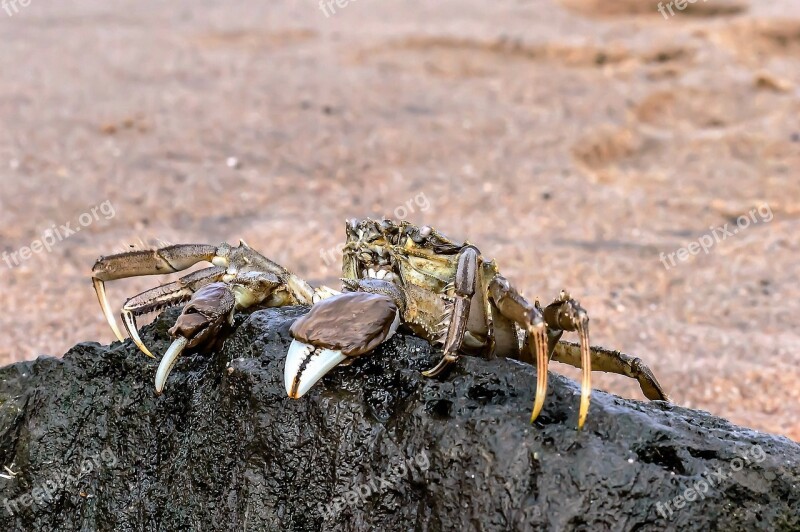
[155,282,235,393]
[284,342,348,399]
[285,289,401,399]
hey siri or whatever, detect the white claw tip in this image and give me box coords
[284,340,347,399]
[155,337,188,394]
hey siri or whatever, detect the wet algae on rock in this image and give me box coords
[0,306,798,531]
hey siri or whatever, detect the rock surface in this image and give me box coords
[0,306,798,531]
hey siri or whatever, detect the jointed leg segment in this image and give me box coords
[487,275,550,425]
[92,244,227,343]
[422,246,480,377]
[121,266,228,357]
[541,290,592,429]
[92,241,315,362]
[552,341,669,401]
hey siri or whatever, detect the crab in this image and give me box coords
[91,218,669,428]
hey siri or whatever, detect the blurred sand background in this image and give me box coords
[0,1,798,440]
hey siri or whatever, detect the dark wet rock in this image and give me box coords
[0,306,798,531]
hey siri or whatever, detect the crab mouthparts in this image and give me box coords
[361,267,395,282]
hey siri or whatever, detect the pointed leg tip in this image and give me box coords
[577,412,588,430]
[111,329,125,343]
[93,277,126,342]
[529,397,545,424]
[136,338,156,358]
[576,391,591,430]
[576,321,591,431]
[422,354,457,378]
[529,325,549,427]
[122,309,157,358]
[130,334,156,359]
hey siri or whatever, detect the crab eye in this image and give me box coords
[419,226,432,238]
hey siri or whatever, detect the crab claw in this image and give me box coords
[155,336,189,394]
[284,341,348,398]
[155,282,235,393]
[285,290,401,399]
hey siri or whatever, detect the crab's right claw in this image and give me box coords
[155,282,235,394]
[285,289,401,399]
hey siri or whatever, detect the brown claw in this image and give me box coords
[285,288,402,398]
[155,282,235,393]
[167,282,235,350]
[290,290,400,357]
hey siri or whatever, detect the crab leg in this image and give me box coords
[120,266,227,357]
[422,246,480,377]
[92,277,125,341]
[542,291,592,429]
[92,244,221,340]
[487,276,549,424]
[551,341,669,402]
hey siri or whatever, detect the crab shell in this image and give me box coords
[341,219,480,345]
